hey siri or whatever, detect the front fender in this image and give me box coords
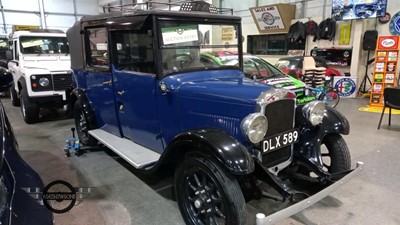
[295,106,349,165]
[164,129,254,175]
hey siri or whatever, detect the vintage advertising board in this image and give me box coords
[370,35,399,106]
[249,4,295,34]
[334,77,358,98]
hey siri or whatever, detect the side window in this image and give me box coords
[86,27,109,70]
[111,30,155,74]
[13,41,18,60]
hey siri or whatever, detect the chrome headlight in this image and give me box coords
[302,101,325,126]
[241,113,268,144]
[39,77,50,87]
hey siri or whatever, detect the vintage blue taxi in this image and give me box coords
[67,2,362,225]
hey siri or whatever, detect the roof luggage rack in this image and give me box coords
[102,0,233,15]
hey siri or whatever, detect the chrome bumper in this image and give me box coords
[255,161,364,225]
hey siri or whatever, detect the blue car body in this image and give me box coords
[0,101,53,225]
[66,6,361,225]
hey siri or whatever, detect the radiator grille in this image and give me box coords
[262,99,295,167]
[52,74,73,91]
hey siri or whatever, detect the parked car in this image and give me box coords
[6,29,73,124]
[201,52,316,104]
[67,2,361,225]
[0,70,53,225]
[202,52,304,88]
[275,56,342,79]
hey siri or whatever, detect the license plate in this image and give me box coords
[263,129,299,152]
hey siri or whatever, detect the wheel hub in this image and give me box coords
[193,188,213,213]
[194,199,202,209]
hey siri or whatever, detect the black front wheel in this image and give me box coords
[10,84,20,106]
[175,156,246,225]
[74,100,97,146]
[20,88,39,124]
[321,134,351,173]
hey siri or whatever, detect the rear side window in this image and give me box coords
[111,30,155,74]
[86,27,109,70]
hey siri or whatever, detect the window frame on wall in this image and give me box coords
[247,34,305,55]
[84,26,110,72]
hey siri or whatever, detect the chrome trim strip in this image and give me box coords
[256,162,364,225]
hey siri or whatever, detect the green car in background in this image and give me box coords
[200,51,315,104]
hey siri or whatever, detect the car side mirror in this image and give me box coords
[0,67,13,92]
[5,50,12,60]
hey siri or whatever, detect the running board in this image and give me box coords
[88,129,160,169]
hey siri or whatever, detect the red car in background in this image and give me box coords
[275,56,342,79]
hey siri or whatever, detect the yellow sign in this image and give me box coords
[339,23,351,45]
[221,26,234,41]
[12,25,40,32]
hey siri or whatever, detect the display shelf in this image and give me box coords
[370,36,399,106]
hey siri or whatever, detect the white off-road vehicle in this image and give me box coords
[7,29,72,123]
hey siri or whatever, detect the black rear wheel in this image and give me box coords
[175,156,246,225]
[74,100,97,146]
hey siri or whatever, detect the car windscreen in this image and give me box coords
[159,21,240,75]
[221,56,284,79]
[19,36,69,54]
[275,59,298,70]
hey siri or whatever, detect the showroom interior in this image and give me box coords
[0,0,399,225]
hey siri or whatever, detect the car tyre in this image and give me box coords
[10,84,20,106]
[175,155,246,225]
[74,100,97,146]
[20,88,39,124]
[321,134,351,173]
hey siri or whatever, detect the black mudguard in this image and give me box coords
[17,77,26,91]
[71,89,97,129]
[162,129,255,175]
[294,106,349,166]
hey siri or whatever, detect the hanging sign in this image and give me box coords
[249,4,295,34]
[251,5,284,30]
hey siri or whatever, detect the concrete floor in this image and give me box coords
[2,96,400,225]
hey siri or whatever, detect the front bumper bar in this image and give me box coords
[255,161,364,225]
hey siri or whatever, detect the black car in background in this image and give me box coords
[0,69,53,225]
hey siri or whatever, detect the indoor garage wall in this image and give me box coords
[0,0,100,34]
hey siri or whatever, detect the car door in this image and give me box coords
[109,28,164,153]
[84,27,120,135]
[8,41,20,87]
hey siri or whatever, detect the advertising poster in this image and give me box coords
[332,0,388,21]
[376,51,387,61]
[375,62,385,72]
[374,73,383,82]
[385,73,395,83]
[250,5,284,31]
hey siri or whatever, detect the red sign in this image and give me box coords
[377,36,399,50]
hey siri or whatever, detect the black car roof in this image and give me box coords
[80,10,241,23]
[67,9,241,70]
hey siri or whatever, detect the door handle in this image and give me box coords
[102,80,112,85]
[117,90,126,96]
